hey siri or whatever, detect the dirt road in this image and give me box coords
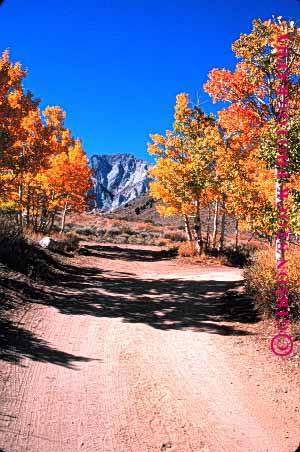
[0,243,299,452]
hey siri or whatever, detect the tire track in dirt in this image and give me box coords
[0,243,299,451]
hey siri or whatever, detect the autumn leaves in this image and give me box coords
[0,50,92,233]
[1,15,300,247]
[148,17,300,254]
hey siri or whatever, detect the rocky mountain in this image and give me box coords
[90,153,152,211]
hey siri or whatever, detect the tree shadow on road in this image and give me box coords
[29,244,259,333]
[50,271,258,335]
[0,244,259,366]
[0,264,102,368]
[0,316,94,368]
[79,243,177,262]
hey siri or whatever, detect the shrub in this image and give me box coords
[120,225,136,235]
[66,222,76,230]
[157,239,167,247]
[115,234,130,244]
[151,231,161,238]
[178,241,198,257]
[75,227,96,236]
[64,232,80,251]
[105,227,121,237]
[128,235,145,245]
[244,246,300,321]
[51,224,61,233]
[166,245,179,257]
[135,222,152,231]
[112,220,122,227]
[96,228,107,237]
[164,231,186,242]
[0,222,54,279]
[139,231,153,239]
[219,244,256,268]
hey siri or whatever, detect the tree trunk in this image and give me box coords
[25,187,30,227]
[38,201,48,233]
[212,200,219,249]
[32,196,38,232]
[235,219,239,251]
[60,202,68,234]
[18,183,23,227]
[275,173,286,262]
[206,204,211,251]
[48,209,57,233]
[184,215,193,242]
[48,191,57,233]
[194,198,203,255]
[219,195,226,252]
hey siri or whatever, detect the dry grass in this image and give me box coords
[63,213,185,247]
[63,213,269,260]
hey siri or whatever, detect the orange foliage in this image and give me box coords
[0,50,92,232]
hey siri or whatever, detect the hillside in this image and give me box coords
[110,194,246,238]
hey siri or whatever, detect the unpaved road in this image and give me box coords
[0,243,299,452]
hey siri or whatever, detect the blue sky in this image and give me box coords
[0,0,299,162]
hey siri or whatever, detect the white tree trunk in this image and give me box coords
[212,200,219,249]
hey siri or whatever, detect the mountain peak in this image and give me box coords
[90,153,152,212]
